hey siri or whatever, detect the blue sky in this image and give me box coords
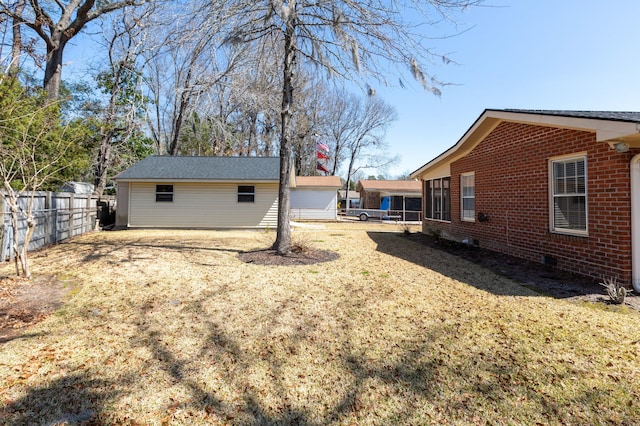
[60,1,640,179]
[376,0,640,178]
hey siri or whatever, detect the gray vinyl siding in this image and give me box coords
[290,189,338,220]
[128,182,278,228]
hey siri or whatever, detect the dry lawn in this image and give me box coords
[1,223,639,425]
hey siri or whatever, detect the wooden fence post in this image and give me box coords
[85,195,91,232]
[69,193,75,238]
[44,192,52,245]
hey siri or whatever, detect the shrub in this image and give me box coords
[400,223,412,235]
[427,226,442,241]
[291,235,313,255]
[600,276,632,305]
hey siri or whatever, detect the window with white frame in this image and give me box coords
[155,184,174,202]
[237,185,255,203]
[424,177,450,221]
[550,156,587,234]
[461,173,475,221]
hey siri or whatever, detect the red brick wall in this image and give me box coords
[423,121,636,284]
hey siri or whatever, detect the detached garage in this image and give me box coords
[290,176,341,220]
[114,156,287,229]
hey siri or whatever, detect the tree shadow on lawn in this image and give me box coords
[1,372,119,425]
[126,295,449,424]
[55,237,247,266]
[125,295,621,425]
[131,302,317,424]
[366,231,606,300]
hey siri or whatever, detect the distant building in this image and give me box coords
[356,180,422,221]
[338,190,360,209]
[58,182,95,194]
[290,176,341,220]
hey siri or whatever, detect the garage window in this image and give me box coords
[238,185,255,203]
[156,184,173,202]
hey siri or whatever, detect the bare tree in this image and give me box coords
[0,0,151,101]
[222,0,481,255]
[336,95,399,209]
[230,46,282,157]
[291,76,328,176]
[322,88,359,176]
[176,49,280,158]
[92,8,151,197]
[7,0,25,76]
[143,2,249,156]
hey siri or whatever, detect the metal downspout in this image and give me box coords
[631,154,640,292]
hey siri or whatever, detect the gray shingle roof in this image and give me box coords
[500,109,640,123]
[114,156,281,181]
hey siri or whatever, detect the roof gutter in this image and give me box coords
[114,178,280,184]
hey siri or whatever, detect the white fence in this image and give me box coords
[1,191,98,261]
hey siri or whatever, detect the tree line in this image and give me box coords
[0,1,407,195]
[0,0,481,269]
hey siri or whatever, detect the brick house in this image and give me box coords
[410,109,640,291]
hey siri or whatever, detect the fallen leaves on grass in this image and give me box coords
[0,226,638,425]
[238,248,339,266]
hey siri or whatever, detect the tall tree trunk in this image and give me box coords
[93,58,122,197]
[44,38,67,102]
[331,140,342,175]
[273,15,297,255]
[169,88,191,155]
[93,130,114,197]
[9,0,25,76]
[247,112,258,156]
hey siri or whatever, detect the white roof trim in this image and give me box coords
[411,109,640,179]
[115,178,279,184]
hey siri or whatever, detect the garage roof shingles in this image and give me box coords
[115,156,281,181]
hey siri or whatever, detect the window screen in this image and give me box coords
[424,177,450,221]
[551,157,587,233]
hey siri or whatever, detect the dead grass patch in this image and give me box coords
[0,275,71,343]
[0,225,639,424]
